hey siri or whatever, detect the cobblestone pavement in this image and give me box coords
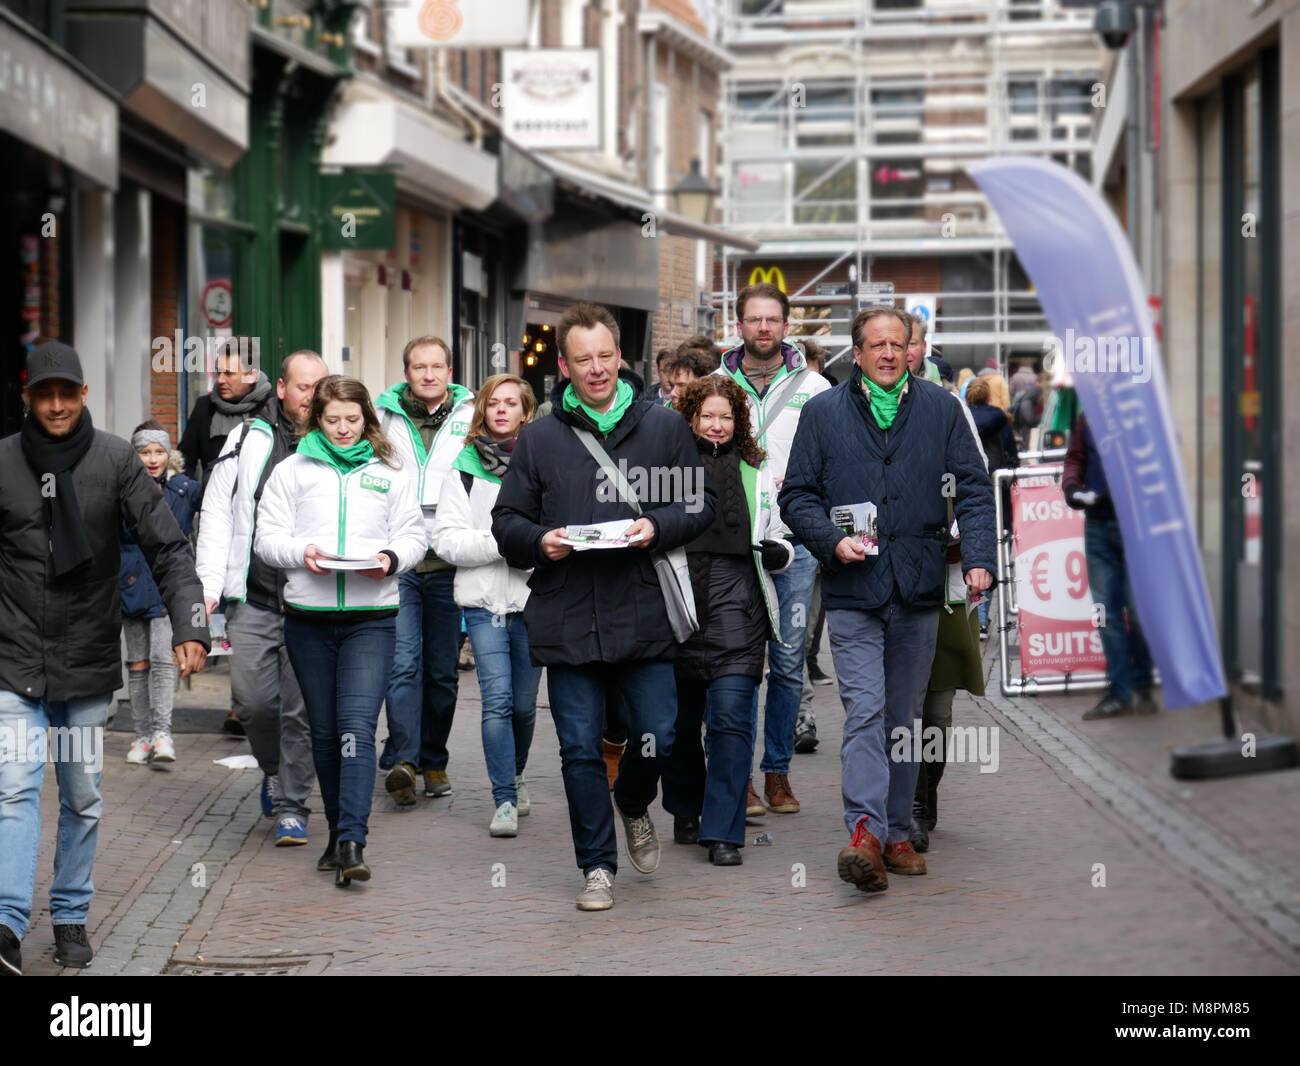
[22,636,1300,976]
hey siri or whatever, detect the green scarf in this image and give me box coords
[562,378,634,435]
[861,373,907,430]
[298,428,375,472]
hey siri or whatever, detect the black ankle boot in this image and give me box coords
[708,842,742,866]
[317,831,340,872]
[335,841,370,887]
[673,815,700,844]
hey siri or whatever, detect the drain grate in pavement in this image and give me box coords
[166,956,330,976]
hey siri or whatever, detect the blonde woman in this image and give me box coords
[255,376,426,886]
[431,374,541,838]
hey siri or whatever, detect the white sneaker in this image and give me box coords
[514,775,530,816]
[151,733,176,763]
[125,737,152,765]
[489,801,518,837]
[576,867,614,911]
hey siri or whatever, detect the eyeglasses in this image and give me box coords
[742,317,784,329]
[865,341,906,355]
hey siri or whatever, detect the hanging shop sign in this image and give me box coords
[502,49,601,151]
[319,171,397,251]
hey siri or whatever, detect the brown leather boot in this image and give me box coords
[838,819,888,892]
[602,739,625,791]
[883,840,928,875]
[764,772,800,813]
[745,779,765,818]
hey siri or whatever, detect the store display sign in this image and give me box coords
[502,50,601,151]
[0,23,117,189]
[389,0,530,49]
[319,172,397,251]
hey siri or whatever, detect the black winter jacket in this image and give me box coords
[0,426,210,702]
[180,391,273,484]
[779,373,997,610]
[491,383,716,666]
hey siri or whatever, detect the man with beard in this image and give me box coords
[196,351,329,847]
[712,283,830,816]
[180,339,275,484]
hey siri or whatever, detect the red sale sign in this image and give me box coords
[1011,475,1107,677]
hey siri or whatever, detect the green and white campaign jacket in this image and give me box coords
[429,442,532,617]
[375,382,475,550]
[741,457,793,640]
[713,341,832,499]
[253,451,427,612]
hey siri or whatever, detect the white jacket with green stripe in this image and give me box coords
[375,382,475,551]
[253,450,428,611]
[713,341,832,495]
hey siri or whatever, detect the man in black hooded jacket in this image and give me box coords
[493,303,714,913]
[0,342,208,976]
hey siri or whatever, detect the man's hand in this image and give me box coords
[834,536,866,565]
[304,544,329,575]
[174,641,207,678]
[204,596,218,620]
[1064,487,1098,510]
[624,517,657,549]
[541,528,572,562]
[965,567,994,599]
[358,555,391,581]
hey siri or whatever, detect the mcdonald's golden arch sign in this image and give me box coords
[747,266,787,292]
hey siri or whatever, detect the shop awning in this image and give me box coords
[323,96,499,213]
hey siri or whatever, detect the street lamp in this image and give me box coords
[672,158,717,224]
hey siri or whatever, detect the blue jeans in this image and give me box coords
[761,542,818,774]
[827,601,940,844]
[285,616,396,846]
[546,660,678,876]
[1084,516,1154,703]
[663,674,759,846]
[383,570,460,771]
[464,608,541,807]
[0,690,111,940]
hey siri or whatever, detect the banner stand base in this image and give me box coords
[1170,734,1300,780]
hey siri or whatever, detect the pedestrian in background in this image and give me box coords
[660,376,792,866]
[375,337,475,805]
[1062,414,1157,721]
[0,343,207,975]
[492,302,715,912]
[780,307,995,894]
[255,376,426,887]
[431,374,542,839]
[196,351,329,846]
[179,338,274,485]
[965,376,1019,637]
[119,420,202,766]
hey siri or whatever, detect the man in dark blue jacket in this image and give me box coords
[493,303,715,912]
[779,306,995,894]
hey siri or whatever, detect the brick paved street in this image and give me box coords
[22,636,1300,976]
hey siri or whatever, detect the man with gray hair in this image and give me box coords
[196,350,329,848]
[780,306,995,893]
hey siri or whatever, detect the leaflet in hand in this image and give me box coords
[316,551,383,571]
[830,501,879,555]
[560,520,645,550]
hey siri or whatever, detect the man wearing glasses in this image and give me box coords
[778,306,995,893]
[713,283,830,817]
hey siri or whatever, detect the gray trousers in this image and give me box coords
[827,601,940,843]
[227,601,313,821]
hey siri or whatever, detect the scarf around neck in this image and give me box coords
[210,373,274,438]
[297,428,375,472]
[562,378,634,435]
[472,436,514,479]
[861,372,907,430]
[21,406,96,577]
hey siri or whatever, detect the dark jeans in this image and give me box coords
[663,674,759,846]
[285,615,396,846]
[383,569,460,771]
[546,660,678,876]
[1083,516,1154,703]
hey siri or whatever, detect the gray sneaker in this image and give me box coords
[576,867,615,911]
[615,803,661,874]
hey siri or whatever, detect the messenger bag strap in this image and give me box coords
[571,427,643,517]
[755,367,808,441]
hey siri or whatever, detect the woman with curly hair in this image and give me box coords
[660,376,793,866]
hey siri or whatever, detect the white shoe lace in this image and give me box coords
[628,815,654,849]
[586,868,613,891]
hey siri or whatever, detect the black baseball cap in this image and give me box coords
[26,341,84,388]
